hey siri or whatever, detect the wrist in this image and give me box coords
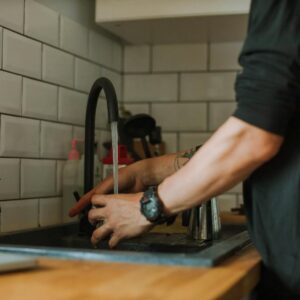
[140,186,176,225]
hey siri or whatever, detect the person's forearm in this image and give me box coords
[158,117,283,215]
[137,147,201,187]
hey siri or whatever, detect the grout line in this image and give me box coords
[41,43,44,82]
[206,101,210,131]
[120,44,125,104]
[38,119,42,158]
[207,42,211,71]
[122,69,239,75]
[149,102,153,116]
[56,85,59,121]
[1,27,3,68]
[1,156,66,161]
[22,0,25,34]
[2,68,90,95]
[20,76,24,116]
[58,14,62,48]
[72,56,76,88]
[177,73,181,102]
[0,111,106,130]
[0,195,63,203]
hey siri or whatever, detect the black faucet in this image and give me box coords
[79,77,119,235]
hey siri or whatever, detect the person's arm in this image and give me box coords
[88,116,283,247]
[69,148,191,217]
[159,116,283,215]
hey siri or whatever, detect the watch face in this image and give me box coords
[144,200,160,220]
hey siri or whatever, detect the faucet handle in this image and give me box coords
[73,191,81,202]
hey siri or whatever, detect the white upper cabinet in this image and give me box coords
[95,0,251,44]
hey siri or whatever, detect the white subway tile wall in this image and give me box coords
[58,88,87,126]
[152,103,207,131]
[210,42,243,71]
[40,121,73,159]
[0,115,40,157]
[0,0,24,33]
[0,0,246,232]
[0,158,20,200]
[21,159,56,198]
[42,45,74,88]
[124,74,178,102]
[152,44,207,72]
[124,45,150,73]
[0,199,39,232]
[23,78,58,120]
[60,16,88,57]
[3,30,42,79]
[0,71,22,115]
[0,28,2,68]
[74,58,102,92]
[180,72,236,101]
[25,0,59,46]
[39,197,62,227]
[56,161,65,195]
[162,133,178,154]
[0,0,123,233]
[217,194,238,213]
[89,31,122,71]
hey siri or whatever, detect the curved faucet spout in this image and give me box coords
[84,77,119,194]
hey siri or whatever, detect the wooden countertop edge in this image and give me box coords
[0,246,261,300]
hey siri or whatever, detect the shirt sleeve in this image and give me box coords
[233,0,300,136]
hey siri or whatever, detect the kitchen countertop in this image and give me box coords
[0,212,260,300]
[0,246,260,300]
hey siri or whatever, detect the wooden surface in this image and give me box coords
[220,212,247,226]
[0,213,260,300]
[0,246,260,300]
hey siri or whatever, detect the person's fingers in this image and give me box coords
[109,233,122,249]
[91,224,112,245]
[68,188,96,217]
[88,207,106,225]
[91,194,116,206]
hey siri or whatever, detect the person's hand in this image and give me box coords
[69,154,178,217]
[69,162,147,217]
[88,193,153,248]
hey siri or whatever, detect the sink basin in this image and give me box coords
[0,223,250,267]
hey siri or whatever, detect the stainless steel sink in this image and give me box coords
[0,223,250,267]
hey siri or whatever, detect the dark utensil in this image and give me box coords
[123,114,156,158]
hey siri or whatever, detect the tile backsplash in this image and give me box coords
[0,0,245,234]
[0,0,121,233]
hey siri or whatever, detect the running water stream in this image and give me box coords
[111,121,119,194]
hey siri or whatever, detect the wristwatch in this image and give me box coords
[140,186,176,225]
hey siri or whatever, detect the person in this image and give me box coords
[69,0,300,298]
